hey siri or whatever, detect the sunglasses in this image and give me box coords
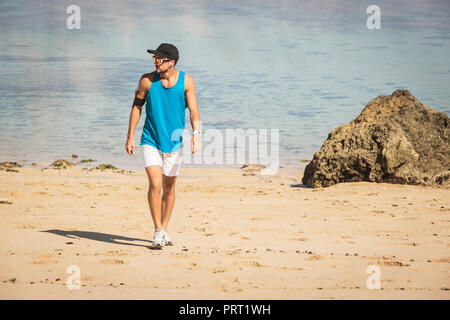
[152,56,172,64]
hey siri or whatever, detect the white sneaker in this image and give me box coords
[151,229,165,249]
[162,230,173,246]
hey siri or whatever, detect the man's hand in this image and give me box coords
[191,134,201,154]
[126,138,135,156]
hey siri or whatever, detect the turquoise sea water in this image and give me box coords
[0,0,449,170]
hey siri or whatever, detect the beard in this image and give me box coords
[156,65,172,78]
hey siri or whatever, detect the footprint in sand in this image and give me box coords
[344,218,361,221]
[279,266,303,271]
[172,253,191,259]
[243,261,266,268]
[377,259,409,267]
[31,254,59,264]
[81,276,102,282]
[104,250,132,257]
[289,237,309,242]
[219,278,243,293]
[212,268,226,274]
[249,228,274,232]
[305,254,324,261]
[17,224,36,230]
[99,259,126,264]
[432,257,450,263]
[33,191,50,196]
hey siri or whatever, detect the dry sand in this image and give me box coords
[0,164,449,299]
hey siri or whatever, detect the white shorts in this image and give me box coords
[142,145,183,176]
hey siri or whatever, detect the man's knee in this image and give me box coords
[148,178,162,195]
[149,183,161,192]
[163,176,177,195]
[145,166,163,192]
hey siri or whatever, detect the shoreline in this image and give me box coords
[2,158,308,177]
[1,164,449,299]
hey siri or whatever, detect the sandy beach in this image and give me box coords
[0,164,449,299]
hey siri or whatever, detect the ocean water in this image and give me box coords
[0,0,449,170]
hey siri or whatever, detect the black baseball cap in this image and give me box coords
[147,43,179,63]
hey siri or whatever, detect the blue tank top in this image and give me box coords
[140,70,186,153]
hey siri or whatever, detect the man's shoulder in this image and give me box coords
[183,72,195,88]
[183,72,193,81]
[140,72,156,83]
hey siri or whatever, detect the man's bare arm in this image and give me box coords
[185,74,201,153]
[185,74,200,132]
[126,75,150,155]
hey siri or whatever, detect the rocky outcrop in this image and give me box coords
[302,90,449,188]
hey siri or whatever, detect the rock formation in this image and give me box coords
[302,90,449,188]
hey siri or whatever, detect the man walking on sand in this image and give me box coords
[125,43,201,249]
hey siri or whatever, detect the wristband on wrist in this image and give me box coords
[193,130,201,135]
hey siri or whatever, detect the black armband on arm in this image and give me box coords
[133,90,145,107]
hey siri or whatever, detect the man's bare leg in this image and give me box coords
[161,174,177,230]
[145,165,163,230]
